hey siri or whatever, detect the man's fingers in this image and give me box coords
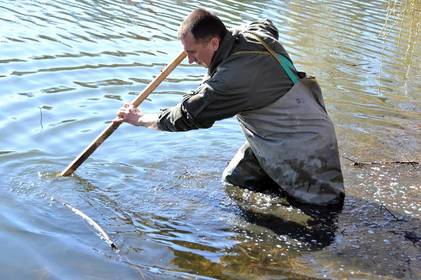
[116,102,143,126]
[128,105,138,112]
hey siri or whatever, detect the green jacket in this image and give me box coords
[158,20,344,206]
[158,20,294,130]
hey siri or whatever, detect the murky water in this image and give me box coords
[1,0,420,279]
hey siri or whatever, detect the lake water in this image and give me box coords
[1,0,420,279]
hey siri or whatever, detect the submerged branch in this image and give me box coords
[59,200,145,278]
[380,203,406,222]
[342,156,419,168]
[62,202,118,250]
[39,106,44,129]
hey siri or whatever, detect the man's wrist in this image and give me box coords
[138,114,159,130]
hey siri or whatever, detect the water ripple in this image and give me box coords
[0,0,420,279]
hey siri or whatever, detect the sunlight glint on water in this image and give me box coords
[0,0,420,279]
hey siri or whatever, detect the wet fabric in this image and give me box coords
[222,142,280,193]
[231,77,344,206]
[157,20,344,206]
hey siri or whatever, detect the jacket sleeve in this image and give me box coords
[157,58,259,132]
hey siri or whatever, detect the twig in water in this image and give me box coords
[342,156,419,168]
[62,202,118,250]
[381,203,405,222]
[39,106,44,129]
[60,200,145,278]
[342,155,358,164]
[404,231,421,246]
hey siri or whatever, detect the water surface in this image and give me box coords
[0,0,420,279]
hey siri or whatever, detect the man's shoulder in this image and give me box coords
[208,50,274,92]
[233,19,290,60]
[235,19,279,40]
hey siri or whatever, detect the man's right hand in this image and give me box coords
[114,102,159,130]
[114,102,144,126]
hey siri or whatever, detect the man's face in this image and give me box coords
[181,32,220,68]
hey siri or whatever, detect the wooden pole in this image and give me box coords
[61,51,186,176]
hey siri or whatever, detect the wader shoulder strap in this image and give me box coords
[245,31,299,84]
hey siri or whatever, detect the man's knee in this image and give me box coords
[222,143,278,191]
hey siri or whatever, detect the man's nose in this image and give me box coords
[187,55,195,64]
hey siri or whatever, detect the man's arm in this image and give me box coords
[157,53,287,132]
[138,114,159,129]
[156,59,254,132]
[117,51,287,132]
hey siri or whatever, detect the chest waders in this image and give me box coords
[223,33,344,206]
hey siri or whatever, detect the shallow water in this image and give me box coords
[0,0,420,279]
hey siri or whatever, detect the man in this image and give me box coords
[115,8,345,206]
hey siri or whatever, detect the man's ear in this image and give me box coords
[210,37,220,51]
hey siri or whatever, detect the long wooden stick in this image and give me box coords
[61,51,186,176]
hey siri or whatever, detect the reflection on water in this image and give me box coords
[226,185,342,250]
[381,0,420,82]
[0,0,420,279]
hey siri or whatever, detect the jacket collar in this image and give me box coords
[208,30,238,75]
